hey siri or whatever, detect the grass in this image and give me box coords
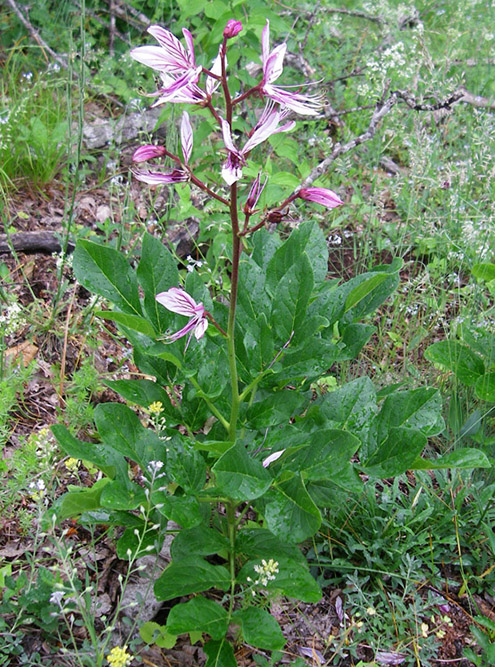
[1,0,495,664]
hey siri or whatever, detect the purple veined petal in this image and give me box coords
[155,287,200,317]
[147,25,193,72]
[155,66,203,99]
[153,80,207,106]
[262,449,285,468]
[245,172,267,211]
[221,155,244,185]
[298,187,343,208]
[194,316,208,339]
[130,45,180,73]
[262,84,323,115]
[166,317,198,342]
[263,42,287,84]
[261,20,270,68]
[243,111,295,153]
[133,168,189,185]
[182,28,196,66]
[206,47,223,97]
[181,111,193,164]
[132,144,167,163]
[220,118,240,155]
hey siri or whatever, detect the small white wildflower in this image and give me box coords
[50,590,65,606]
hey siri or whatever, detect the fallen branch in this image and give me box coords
[0,232,74,255]
[302,84,493,187]
[5,0,68,69]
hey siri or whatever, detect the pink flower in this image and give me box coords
[155,287,208,348]
[260,20,323,116]
[132,145,167,163]
[133,113,193,185]
[298,187,343,208]
[130,25,204,105]
[244,172,267,213]
[221,104,295,185]
[223,20,242,39]
[262,450,285,468]
[130,25,197,76]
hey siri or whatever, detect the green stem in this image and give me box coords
[226,501,237,617]
[227,182,241,441]
[188,376,230,432]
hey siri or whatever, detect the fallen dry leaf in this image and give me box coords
[5,341,38,367]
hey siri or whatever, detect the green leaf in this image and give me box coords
[338,267,399,322]
[94,403,164,470]
[100,480,147,510]
[425,341,485,386]
[376,388,444,442]
[55,479,110,520]
[235,528,306,564]
[237,257,270,329]
[167,439,206,493]
[116,526,160,559]
[237,556,321,603]
[412,448,491,470]
[95,310,156,337]
[213,443,272,502]
[204,639,237,667]
[137,233,180,332]
[167,596,228,640]
[105,379,179,420]
[263,475,321,542]
[232,607,285,650]
[246,390,305,428]
[252,227,282,271]
[152,491,203,528]
[362,427,427,477]
[284,430,361,492]
[472,262,495,282]
[140,622,177,649]
[171,525,229,560]
[73,240,142,315]
[475,373,495,402]
[313,377,377,451]
[51,424,126,480]
[271,253,314,343]
[344,273,389,312]
[154,557,230,601]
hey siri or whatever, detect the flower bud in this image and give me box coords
[132,145,167,163]
[223,19,242,39]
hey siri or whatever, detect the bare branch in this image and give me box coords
[4,0,68,69]
[302,84,495,188]
[324,7,385,25]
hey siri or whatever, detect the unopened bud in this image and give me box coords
[223,19,242,39]
[132,144,167,163]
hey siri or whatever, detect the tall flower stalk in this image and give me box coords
[130,16,343,627]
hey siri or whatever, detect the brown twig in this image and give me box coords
[5,0,68,69]
[302,85,494,187]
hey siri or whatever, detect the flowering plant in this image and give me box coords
[52,18,485,665]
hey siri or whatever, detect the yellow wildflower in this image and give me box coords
[106,645,133,667]
[147,401,163,415]
[65,457,80,471]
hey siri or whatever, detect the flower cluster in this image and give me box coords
[106,645,133,667]
[247,558,280,587]
[28,479,46,501]
[0,301,26,337]
[131,19,344,347]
